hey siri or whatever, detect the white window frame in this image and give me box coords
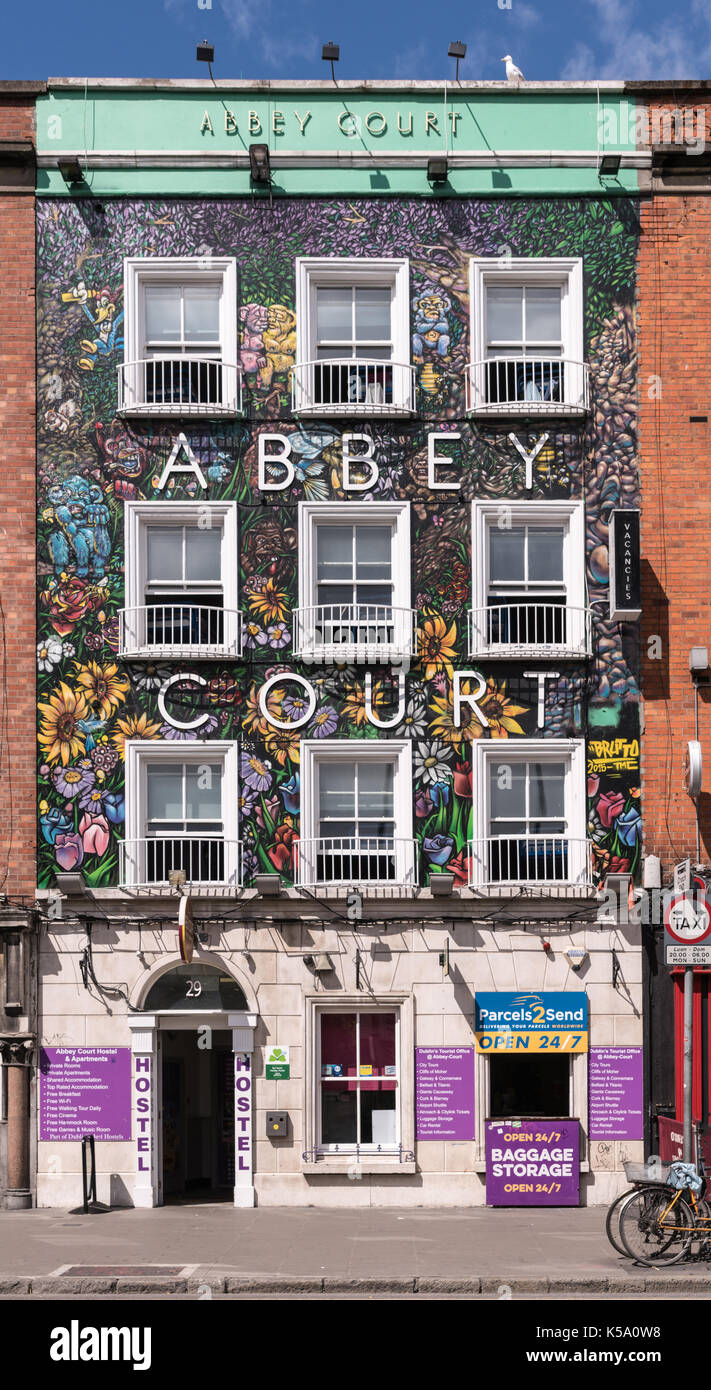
[124,739,240,889]
[299,739,414,888]
[294,257,411,414]
[123,500,239,658]
[469,257,585,414]
[304,994,416,1172]
[296,500,413,664]
[122,256,239,414]
[471,738,588,890]
[470,498,587,657]
[316,1006,401,1153]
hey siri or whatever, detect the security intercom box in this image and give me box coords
[266,1111,288,1138]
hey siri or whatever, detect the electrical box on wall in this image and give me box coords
[266,1111,288,1138]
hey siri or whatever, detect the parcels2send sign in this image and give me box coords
[474,992,589,1053]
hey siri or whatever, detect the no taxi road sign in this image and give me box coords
[664,880,711,963]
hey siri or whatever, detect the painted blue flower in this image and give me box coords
[423,834,455,867]
[279,773,300,814]
[430,780,451,810]
[40,808,72,845]
[616,807,641,849]
[103,792,125,825]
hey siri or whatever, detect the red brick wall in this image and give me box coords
[0,96,36,900]
[639,141,711,872]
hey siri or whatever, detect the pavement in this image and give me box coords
[1,1203,711,1297]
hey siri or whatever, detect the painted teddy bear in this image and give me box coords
[239,302,269,379]
[260,305,297,388]
[46,474,111,580]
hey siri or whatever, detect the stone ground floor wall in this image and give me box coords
[34,910,643,1208]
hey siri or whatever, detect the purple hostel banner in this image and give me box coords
[485,1119,580,1206]
[588,1047,644,1141]
[415,1047,475,1140]
[39,1047,132,1142]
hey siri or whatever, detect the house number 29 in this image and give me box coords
[186,980,202,997]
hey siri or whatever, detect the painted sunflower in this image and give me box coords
[74,659,130,720]
[38,682,91,767]
[242,682,285,736]
[417,612,458,680]
[264,726,301,766]
[112,712,162,760]
[341,679,386,729]
[429,680,488,749]
[481,678,528,739]
[247,577,289,625]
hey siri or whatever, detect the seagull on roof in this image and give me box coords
[502,54,525,83]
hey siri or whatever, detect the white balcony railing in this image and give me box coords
[294,605,418,666]
[468,836,594,891]
[120,837,242,890]
[465,357,589,415]
[468,604,593,659]
[118,606,243,660]
[291,359,415,416]
[117,358,242,416]
[294,836,418,889]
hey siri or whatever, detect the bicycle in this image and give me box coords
[617,1132,711,1267]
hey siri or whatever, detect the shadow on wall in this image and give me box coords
[640,558,670,701]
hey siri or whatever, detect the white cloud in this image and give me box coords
[560,0,711,78]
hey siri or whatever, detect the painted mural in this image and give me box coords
[36,196,640,890]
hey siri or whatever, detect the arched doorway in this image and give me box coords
[127,957,257,1209]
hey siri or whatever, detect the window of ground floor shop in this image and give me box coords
[489,1053,571,1119]
[318,1010,400,1150]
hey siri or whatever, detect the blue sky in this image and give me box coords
[3,0,711,82]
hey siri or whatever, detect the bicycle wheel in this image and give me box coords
[606,1187,641,1257]
[619,1186,695,1266]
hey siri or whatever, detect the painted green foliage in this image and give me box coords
[36,196,641,889]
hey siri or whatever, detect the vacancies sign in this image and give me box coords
[474,991,589,1054]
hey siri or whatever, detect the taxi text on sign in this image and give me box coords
[474,991,588,1054]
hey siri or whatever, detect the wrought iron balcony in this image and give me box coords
[467,836,594,891]
[465,357,589,416]
[291,359,415,416]
[294,836,418,889]
[468,604,593,659]
[120,837,242,891]
[118,605,243,660]
[294,604,417,666]
[117,358,242,416]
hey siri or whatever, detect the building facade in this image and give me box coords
[0,81,43,1210]
[31,80,644,1209]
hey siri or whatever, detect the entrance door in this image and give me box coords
[160,1028,234,1202]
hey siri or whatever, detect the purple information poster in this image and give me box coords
[39,1047,132,1142]
[485,1119,580,1206]
[588,1047,643,1141]
[415,1047,475,1140]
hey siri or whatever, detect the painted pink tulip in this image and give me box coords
[79,812,110,857]
[587,774,600,799]
[597,791,625,829]
[55,833,84,871]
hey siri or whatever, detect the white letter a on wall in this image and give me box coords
[156,433,208,491]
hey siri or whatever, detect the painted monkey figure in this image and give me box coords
[46,475,111,580]
[260,305,296,388]
[412,289,452,363]
[239,303,269,377]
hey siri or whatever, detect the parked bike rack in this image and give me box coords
[81,1134,97,1214]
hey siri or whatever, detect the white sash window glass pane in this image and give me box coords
[317,526,354,582]
[147,767,183,821]
[358,763,394,817]
[183,286,221,343]
[525,287,561,342]
[529,762,566,819]
[317,287,352,341]
[489,527,525,583]
[489,763,526,820]
[186,764,223,821]
[355,287,391,341]
[487,286,522,342]
[528,528,565,583]
[147,527,182,582]
[185,527,222,581]
[355,526,392,581]
[319,764,356,820]
[145,286,181,343]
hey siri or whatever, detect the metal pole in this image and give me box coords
[683,965,694,1162]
